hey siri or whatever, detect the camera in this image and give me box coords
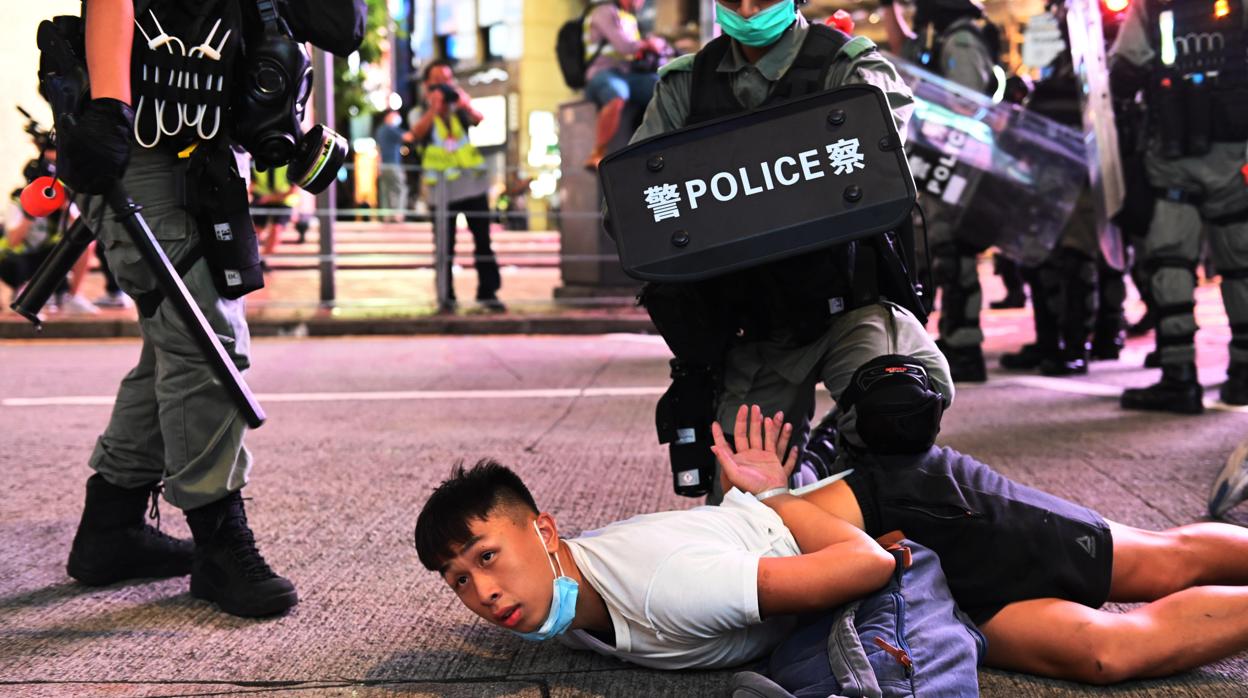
[431,83,460,105]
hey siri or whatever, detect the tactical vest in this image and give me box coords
[906,16,1001,95]
[1146,0,1248,148]
[675,23,915,345]
[130,0,244,153]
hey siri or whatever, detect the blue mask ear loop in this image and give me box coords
[534,521,564,580]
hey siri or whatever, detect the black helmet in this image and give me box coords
[838,355,946,455]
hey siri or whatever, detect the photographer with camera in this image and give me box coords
[409,60,503,313]
[58,0,362,618]
[582,0,667,171]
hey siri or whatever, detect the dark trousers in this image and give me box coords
[438,193,500,300]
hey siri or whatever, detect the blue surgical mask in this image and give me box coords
[715,0,797,48]
[514,521,580,642]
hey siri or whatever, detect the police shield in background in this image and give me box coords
[881,0,1002,382]
[1000,0,1131,376]
[1110,0,1248,414]
[59,0,361,616]
[602,0,953,502]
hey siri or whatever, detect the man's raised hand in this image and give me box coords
[710,404,798,496]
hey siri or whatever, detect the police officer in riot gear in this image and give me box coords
[880,0,1002,382]
[1110,0,1248,414]
[630,0,954,502]
[61,0,362,616]
[999,0,1130,375]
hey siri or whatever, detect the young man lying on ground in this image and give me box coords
[414,355,1248,683]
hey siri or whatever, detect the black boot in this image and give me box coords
[939,341,987,383]
[1222,363,1248,406]
[67,474,193,586]
[1090,321,1126,360]
[1000,343,1045,370]
[1121,363,1204,414]
[185,491,297,617]
[1040,344,1090,376]
[1143,350,1161,369]
[989,292,1026,310]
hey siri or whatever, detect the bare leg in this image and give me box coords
[980,590,1248,684]
[587,97,625,168]
[1107,519,1248,601]
[263,222,284,257]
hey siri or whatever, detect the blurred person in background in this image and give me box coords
[409,60,504,313]
[375,109,408,223]
[582,0,668,170]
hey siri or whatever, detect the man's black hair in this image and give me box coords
[414,459,540,571]
[422,58,453,84]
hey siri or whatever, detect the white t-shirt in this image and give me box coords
[559,488,802,670]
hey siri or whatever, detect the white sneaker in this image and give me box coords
[1209,439,1248,518]
[60,293,100,315]
[94,291,134,309]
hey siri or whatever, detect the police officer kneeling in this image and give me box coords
[607,0,954,501]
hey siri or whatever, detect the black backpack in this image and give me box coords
[555,2,608,90]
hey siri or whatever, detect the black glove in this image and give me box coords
[59,98,135,195]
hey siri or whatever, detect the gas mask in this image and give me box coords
[233,0,346,194]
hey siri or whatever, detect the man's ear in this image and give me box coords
[534,512,559,553]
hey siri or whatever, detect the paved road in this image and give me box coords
[2,331,1246,697]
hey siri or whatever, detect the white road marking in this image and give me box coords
[1,386,668,408]
[994,375,1123,397]
[6,375,1246,412]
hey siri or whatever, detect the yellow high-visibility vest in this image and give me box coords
[252,165,300,207]
[421,113,485,185]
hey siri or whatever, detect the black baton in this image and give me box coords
[105,186,267,429]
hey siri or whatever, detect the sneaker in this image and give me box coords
[1209,439,1248,518]
[60,293,100,315]
[94,291,134,309]
[478,297,507,314]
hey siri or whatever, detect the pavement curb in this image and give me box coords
[0,314,658,340]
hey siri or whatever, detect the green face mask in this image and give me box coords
[715,0,797,48]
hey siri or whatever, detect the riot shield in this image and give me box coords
[599,84,916,282]
[888,52,1088,267]
[1066,0,1127,270]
